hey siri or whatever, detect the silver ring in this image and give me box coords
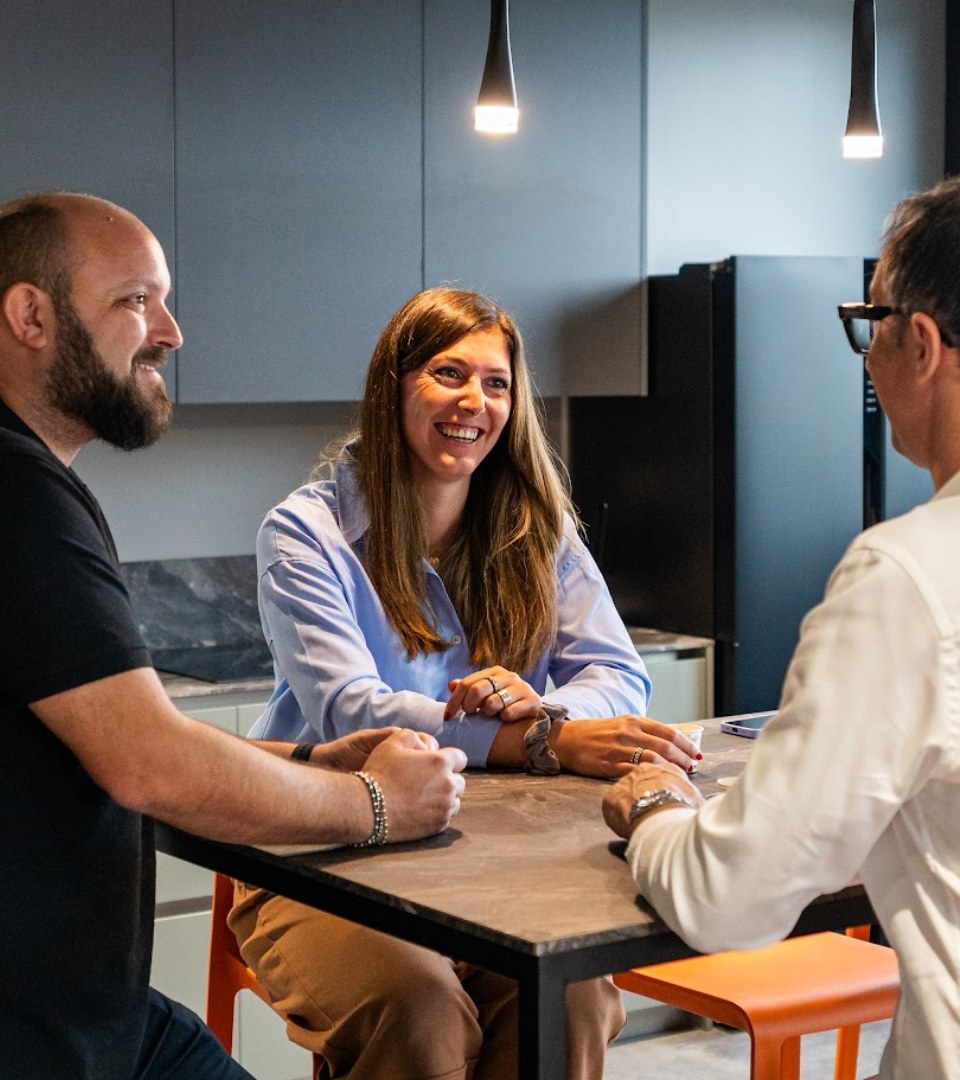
[497,688,514,707]
[630,746,644,765]
[487,675,499,694]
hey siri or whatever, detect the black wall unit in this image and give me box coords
[571,256,868,715]
[947,0,960,175]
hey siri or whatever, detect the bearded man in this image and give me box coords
[0,193,466,1078]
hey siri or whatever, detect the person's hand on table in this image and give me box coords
[307,726,429,772]
[362,729,468,842]
[602,761,705,839]
[444,666,541,723]
[553,715,702,779]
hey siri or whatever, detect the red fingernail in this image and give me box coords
[443,712,451,722]
[696,752,703,760]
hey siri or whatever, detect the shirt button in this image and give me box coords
[451,635,462,645]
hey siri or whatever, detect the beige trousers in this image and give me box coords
[229,883,625,1080]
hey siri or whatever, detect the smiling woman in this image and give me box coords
[230,286,700,1079]
[353,287,569,675]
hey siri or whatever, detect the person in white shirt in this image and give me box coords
[602,176,960,1080]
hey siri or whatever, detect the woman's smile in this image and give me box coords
[435,423,480,443]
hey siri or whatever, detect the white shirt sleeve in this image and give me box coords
[625,539,953,953]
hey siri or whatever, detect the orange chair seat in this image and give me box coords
[614,930,898,1080]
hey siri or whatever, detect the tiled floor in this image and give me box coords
[603,1018,891,1078]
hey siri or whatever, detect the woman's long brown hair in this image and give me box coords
[352,287,574,672]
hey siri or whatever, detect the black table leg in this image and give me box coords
[517,960,566,1079]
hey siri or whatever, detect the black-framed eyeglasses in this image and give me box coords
[837,302,902,356]
[838,301,957,355]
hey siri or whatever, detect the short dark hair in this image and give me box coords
[881,176,960,345]
[0,196,73,305]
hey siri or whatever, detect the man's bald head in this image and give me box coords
[0,192,144,308]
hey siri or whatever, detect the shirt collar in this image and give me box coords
[333,443,371,545]
[0,398,44,445]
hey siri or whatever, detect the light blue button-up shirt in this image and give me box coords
[249,454,651,766]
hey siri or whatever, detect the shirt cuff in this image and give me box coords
[624,804,697,878]
[434,713,501,767]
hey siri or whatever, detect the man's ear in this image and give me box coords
[1,282,55,350]
[909,311,947,384]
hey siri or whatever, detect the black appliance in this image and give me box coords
[570,255,931,715]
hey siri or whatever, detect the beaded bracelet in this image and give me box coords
[351,770,389,847]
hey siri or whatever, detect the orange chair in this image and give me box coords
[206,873,325,1078]
[613,928,898,1080]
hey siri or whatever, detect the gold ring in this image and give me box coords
[497,688,514,707]
[630,746,644,765]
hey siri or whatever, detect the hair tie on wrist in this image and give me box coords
[351,770,389,847]
[523,703,566,775]
[290,743,314,762]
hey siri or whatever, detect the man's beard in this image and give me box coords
[46,300,173,451]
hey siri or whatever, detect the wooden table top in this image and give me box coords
[158,721,871,969]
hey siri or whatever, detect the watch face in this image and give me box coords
[629,793,661,819]
[629,790,688,822]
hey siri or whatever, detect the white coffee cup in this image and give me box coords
[672,722,704,771]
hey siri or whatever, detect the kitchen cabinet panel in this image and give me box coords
[151,910,211,1018]
[643,654,711,724]
[173,1,422,403]
[156,852,214,906]
[423,0,643,396]
[0,0,176,391]
[237,701,268,738]
[238,996,313,1080]
[182,703,239,735]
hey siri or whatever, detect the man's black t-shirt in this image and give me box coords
[0,401,154,1076]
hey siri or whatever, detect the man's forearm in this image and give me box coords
[31,668,381,846]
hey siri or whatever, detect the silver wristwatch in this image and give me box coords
[628,789,698,823]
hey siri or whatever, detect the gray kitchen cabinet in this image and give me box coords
[0,0,177,391]
[423,0,644,396]
[1,1,644,407]
[173,0,643,402]
[172,0,423,403]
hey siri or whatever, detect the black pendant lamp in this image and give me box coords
[843,0,883,158]
[474,0,518,134]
